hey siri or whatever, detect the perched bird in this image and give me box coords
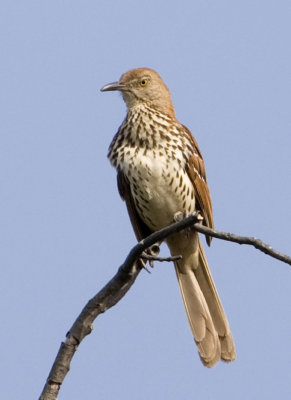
[101,68,236,367]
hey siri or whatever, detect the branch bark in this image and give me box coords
[39,213,291,399]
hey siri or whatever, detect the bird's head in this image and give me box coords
[101,68,175,117]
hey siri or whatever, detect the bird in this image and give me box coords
[101,68,236,367]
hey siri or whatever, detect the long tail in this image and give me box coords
[168,234,236,367]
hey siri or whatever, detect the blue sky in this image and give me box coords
[1,1,291,399]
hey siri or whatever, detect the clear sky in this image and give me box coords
[1,1,291,399]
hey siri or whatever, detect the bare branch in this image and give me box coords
[193,223,291,266]
[142,253,182,262]
[39,213,291,399]
[39,259,144,400]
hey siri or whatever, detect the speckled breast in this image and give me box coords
[108,104,196,231]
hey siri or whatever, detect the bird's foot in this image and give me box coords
[173,211,186,222]
[141,243,161,268]
[173,210,203,222]
[173,211,203,238]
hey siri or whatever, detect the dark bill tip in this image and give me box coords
[100,82,126,92]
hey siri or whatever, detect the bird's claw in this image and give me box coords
[173,211,203,238]
[141,243,161,268]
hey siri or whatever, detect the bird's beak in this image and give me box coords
[100,82,127,92]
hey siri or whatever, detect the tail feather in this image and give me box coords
[174,259,222,367]
[169,234,236,367]
[196,240,236,362]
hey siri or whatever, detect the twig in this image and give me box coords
[142,253,182,262]
[192,223,291,266]
[39,213,291,399]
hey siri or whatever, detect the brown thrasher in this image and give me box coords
[101,68,236,367]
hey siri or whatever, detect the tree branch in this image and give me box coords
[39,213,291,399]
[192,223,291,266]
[142,253,182,262]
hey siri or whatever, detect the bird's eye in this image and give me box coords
[140,79,148,87]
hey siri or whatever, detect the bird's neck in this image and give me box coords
[127,100,175,120]
[126,103,174,123]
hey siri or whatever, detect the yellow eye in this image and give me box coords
[140,79,148,87]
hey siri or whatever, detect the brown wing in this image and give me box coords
[117,171,153,241]
[182,125,214,246]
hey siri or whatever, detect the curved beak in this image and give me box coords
[100,82,127,92]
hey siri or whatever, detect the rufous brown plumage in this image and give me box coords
[101,68,236,367]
